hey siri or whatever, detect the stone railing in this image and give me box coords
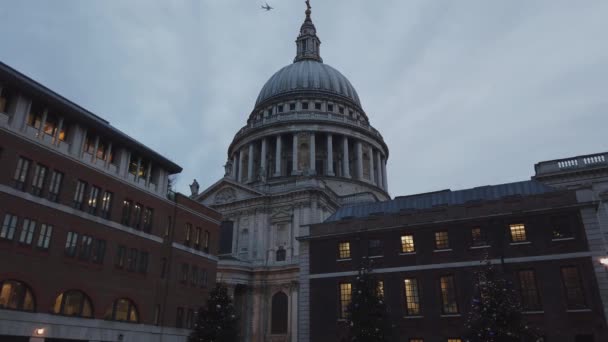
[234,111,383,140]
[535,152,608,176]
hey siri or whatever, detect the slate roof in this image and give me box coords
[326,180,556,222]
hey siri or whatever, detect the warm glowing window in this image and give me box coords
[448,339,462,342]
[434,231,450,250]
[401,234,415,253]
[87,186,100,214]
[509,224,527,242]
[105,298,138,323]
[404,278,421,315]
[409,339,424,342]
[132,203,142,229]
[440,275,458,314]
[0,280,35,311]
[53,290,93,317]
[26,103,43,129]
[338,242,351,259]
[100,191,113,219]
[339,283,352,319]
[518,270,541,311]
[376,281,384,298]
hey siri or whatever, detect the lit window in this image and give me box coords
[87,186,100,214]
[338,242,351,259]
[132,203,142,229]
[368,239,382,256]
[18,218,36,245]
[518,270,541,311]
[26,103,43,129]
[73,180,87,210]
[121,200,132,225]
[100,191,113,219]
[53,290,93,317]
[401,235,415,253]
[435,231,450,250]
[0,214,18,240]
[47,170,63,202]
[0,280,35,311]
[404,278,421,315]
[561,266,586,309]
[105,298,138,323]
[96,141,106,160]
[64,231,79,257]
[339,283,352,319]
[509,224,527,242]
[447,339,462,342]
[376,280,384,298]
[79,235,93,260]
[36,224,53,249]
[13,157,30,191]
[409,339,424,342]
[43,114,57,136]
[471,227,487,247]
[440,275,458,314]
[128,156,139,176]
[31,164,47,197]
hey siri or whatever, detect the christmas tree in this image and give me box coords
[189,282,239,342]
[346,260,390,342]
[464,257,540,342]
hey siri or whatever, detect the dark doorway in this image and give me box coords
[271,291,288,334]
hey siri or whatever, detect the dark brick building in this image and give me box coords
[0,62,221,342]
[302,181,608,342]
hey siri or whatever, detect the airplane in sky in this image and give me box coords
[261,2,273,11]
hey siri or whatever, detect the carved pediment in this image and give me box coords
[271,207,292,222]
[194,178,265,207]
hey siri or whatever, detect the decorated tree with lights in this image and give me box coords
[464,257,540,342]
[189,283,238,342]
[346,260,390,342]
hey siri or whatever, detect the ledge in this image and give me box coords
[336,258,352,262]
[368,255,383,259]
[403,315,424,319]
[510,241,532,246]
[523,311,544,315]
[399,252,416,256]
[433,249,453,253]
[552,237,575,242]
[470,245,491,250]
[440,314,461,318]
[566,308,592,313]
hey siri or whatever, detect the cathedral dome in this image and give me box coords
[255,60,361,107]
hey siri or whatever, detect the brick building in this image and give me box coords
[302,180,608,342]
[0,62,221,342]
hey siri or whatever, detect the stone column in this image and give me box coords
[290,284,299,342]
[232,154,238,179]
[248,143,255,182]
[381,156,388,190]
[376,151,383,189]
[369,147,375,184]
[105,142,113,168]
[292,134,298,175]
[261,138,267,178]
[145,162,152,186]
[135,157,142,182]
[92,135,100,162]
[38,109,48,137]
[326,134,334,176]
[275,135,282,177]
[309,132,316,174]
[355,140,363,180]
[54,117,64,145]
[238,149,245,182]
[342,136,350,178]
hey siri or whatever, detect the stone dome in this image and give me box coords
[255,60,361,108]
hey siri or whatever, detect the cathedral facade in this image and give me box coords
[193,5,389,342]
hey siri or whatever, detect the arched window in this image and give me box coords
[276,247,286,262]
[0,280,35,311]
[271,291,288,334]
[53,290,93,317]
[104,298,138,323]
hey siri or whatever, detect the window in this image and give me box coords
[31,164,48,196]
[73,180,87,210]
[13,157,30,190]
[203,230,210,253]
[138,251,149,274]
[376,280,384,298]
[53,290,93,317]
[194,226,201,248]
[440,275,458,314]
[96,141,106,160]
[181,263,189,283]
[266,109,272,116]
[276,247,286,261]
[561,266,586,309]
[176,307,184,328]
[26,103,43,129]
[100,191,113,219]
[18,218,36,245]
[64,231,79,257]
[185,223,192,245]
[289,103,296,111]
[79,235,93,260]
[160,258,168,279]
[401,235,415,253]
[338,242,351,259]
[0,280,35,311]
[121,200,132,226]
[0,87,16,114]
[339,107,344,114]
[271,292,288,334]
[435,231,450,250]
[1,214,18,240]
[327,104,334,112]
[552,216,573,239]
[339,283,352,319]
[143,208,154,233]
[447,339,462,342]
[349,110,354,117]
[132,203,142,229]
[105,298,138,322]
[404,278,421,315]
[314,102,322,110]
[36,224,53,249]
[278,105,284,113]
[409,339,424,342]
[91,239,106,264]
[186,308,194,329]
[115,245,126,268]
[191,267,198,287]
[43,114,58,136]
[509,223,527,243]
[154,305,161,326]
[518,270,541,311]
[301,102,309,110]
[87,186,100,214]
[127,248,138,271]
[47,170,63,202]
[200,269,208,288]
[368,239,382,256]
[164,216,172,238]
[471,227,488,247]
[128,156,139,176]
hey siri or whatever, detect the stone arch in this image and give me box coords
[270,291,288,334]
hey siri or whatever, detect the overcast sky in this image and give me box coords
[1,1,607,197]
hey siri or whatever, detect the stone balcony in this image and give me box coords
[534,152,608,177]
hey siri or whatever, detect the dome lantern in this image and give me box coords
[294,0,322,63]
